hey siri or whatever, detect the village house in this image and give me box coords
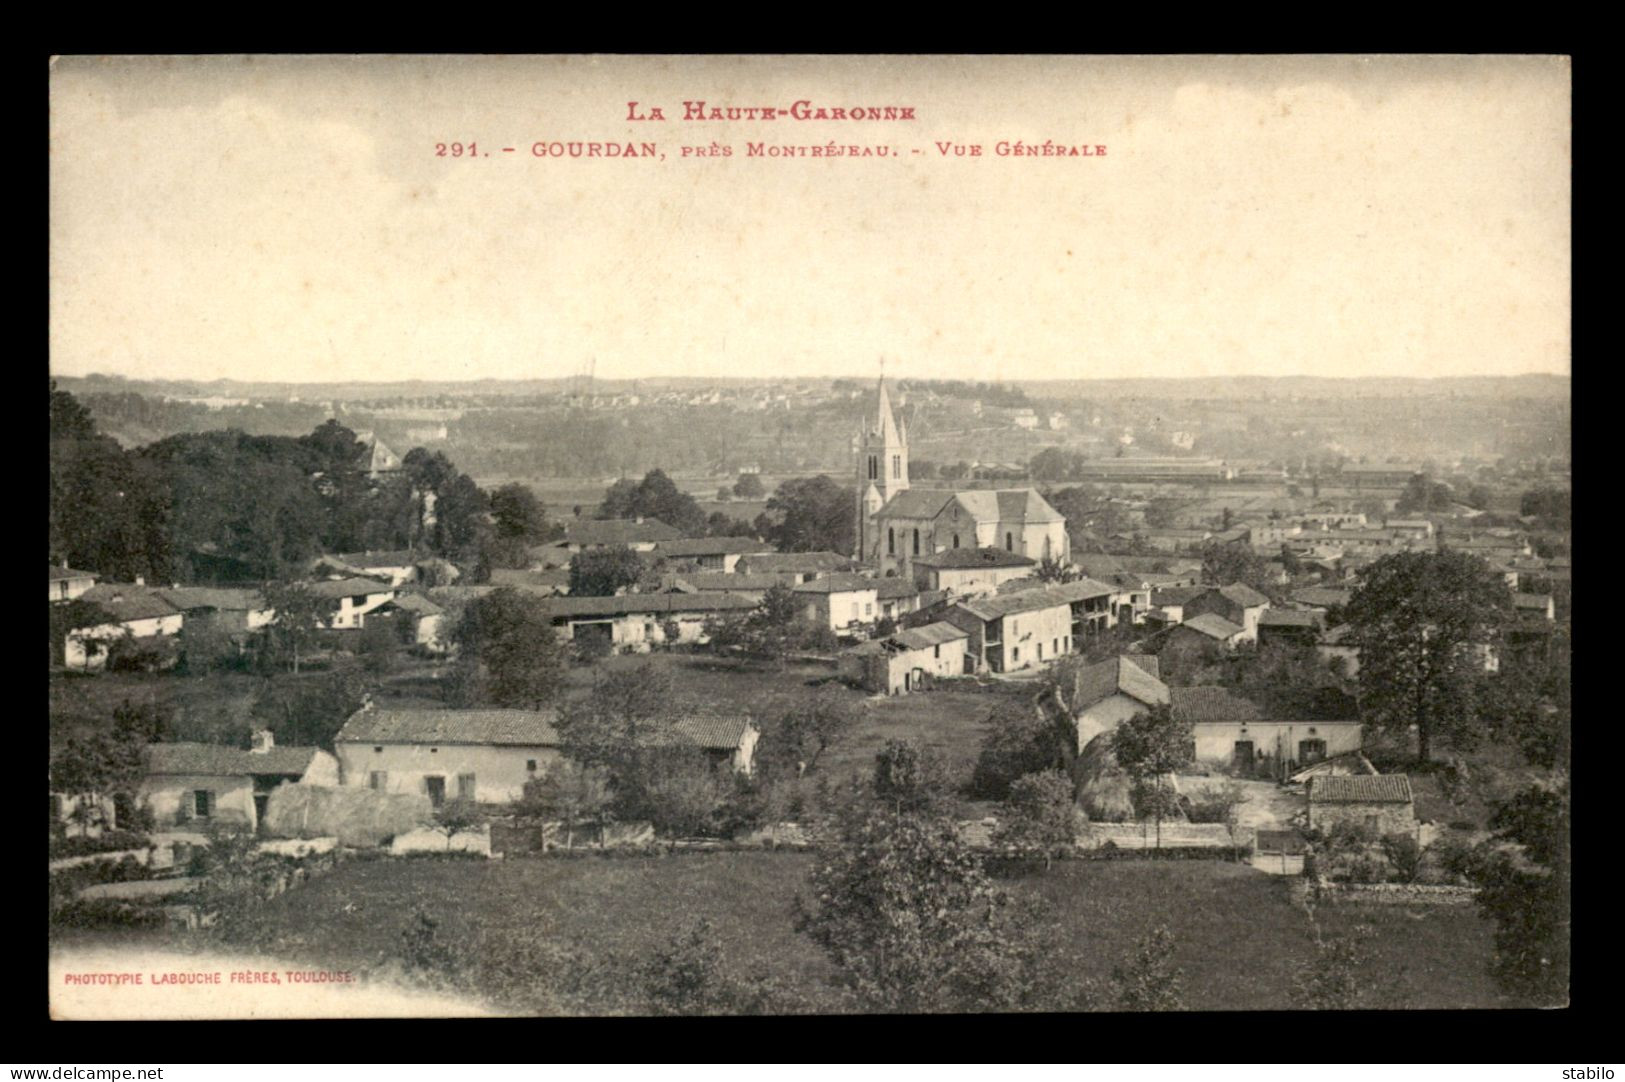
[838,621,970,695]
[734,550,862,582]
[486,567,573,596]
[62,583,185,671]
[1145,585,1206,627]
[1183,583,1271,643]
[1306,774,1417,836]
[1339,463,1423,490]
[541,592,757,653]
[1153,613,1246,659]
[854,378,1070,576]
[49,561,97,603]
[909,547,1036,596]
[1256,608,1327,650]
[1053,654,1169,752]
[793,573,881,635]
[660,572,785,604]
[355,431,404,478]
[141,730,339,833]
[1290,586,1353,611]
[875,576,922,621]
[1140,528,1214,554]
[942,586,1070,674]
[1512,592,1557,622]
[1169,685,1363,778]
[334,706,759,806]
[308,576,398,630]
[557,517,683,554]
[154,586,276,637]
[652,536,774,573]
[370,592,448,651]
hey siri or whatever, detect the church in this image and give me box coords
[855,377,1071,577]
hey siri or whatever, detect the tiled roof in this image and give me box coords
[1259,609,1325,629]
[329,550,417,568]
[893,621,970,649]
[153,587,267,613]
[653,538,773,558]
[384,593,444,615]
[146,742,322,777]
[1512,593,1554,610]
[49,563,97,581]
[562,518,683,546]
[488,568,572,591]
[337,707,562,746]
[1151,586,1205,607]
[542,593,757,618]
[874,577,919,600]
[307,577,396,601]
[665,573,784,592]
[1169,686,1266,723]
[1179,613,1245,640]
[912,547,1036,570]
[955,579,1117,621]
[666,715,756,751]
[1215,583,1271,608]
[1071,655,1170,712]
[995,489,1065,524]
[1308,774,1414,804]
[1291,587,1353,609]
[736,551,860,574]
[77,584,182,623]
[877,489,958,520]
[792,573,879,595]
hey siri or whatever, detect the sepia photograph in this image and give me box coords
[47,53,1570,1020]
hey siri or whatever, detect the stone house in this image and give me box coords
[792,574,880,635]
[838,621,969,694]
[1306,774,1416,836]
[909,547,1036,596]
[1183,583,1271,643]
[540,593,757,653]
[63,584,185,671]
[141,731,338,833]
[652,537,774,573]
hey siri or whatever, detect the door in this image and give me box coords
[253,793,269,829]
[425,776,446,808]
[1299,739,1327,764]
[1232,741,1255,773]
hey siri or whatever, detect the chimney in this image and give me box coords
[134,575,145,587]
[60,558,69,570]
[250,728,275,753]
[634,515,644,524]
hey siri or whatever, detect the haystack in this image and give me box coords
[1072,732,1184,824]
[262,783,434,848]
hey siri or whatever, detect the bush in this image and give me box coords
[49,830,151,860]
[1380,832,1423,883]
[108,635,179,673]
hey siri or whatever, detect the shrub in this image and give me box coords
[1380,832,1423,883]
[49,830,151,860]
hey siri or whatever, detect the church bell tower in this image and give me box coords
[855,372,909,563]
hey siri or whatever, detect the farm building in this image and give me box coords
[141,730,338,833]
[62,584,185,671]
[652,537,774,573]
[539,593,757,653]
[910,547,1036,596]
[1306,774,1417,836]
[49,562,98,603]
[792,574,880,635]
[838,621,970,694]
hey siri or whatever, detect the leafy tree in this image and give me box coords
[762,475,855,555]
[1519,487,1570,528]
[568,545,646,597]
[758,684,862,775]
[1396,475,1455,514]
[715,487,732,503]
[1035,556,1075,584]
[259,581,324,674]
[636,749,729,837]
[1343,551,1511,762]
[994,770,1081,870]
[251,668,375,749]
[451,588,568,709]
[489,483,548,542]
[872,739,956,816]
[1111,704,1193,850]
[970,696,1069,801]
[1462,781,1569,1005]
[1293,913,1371,1009]
[732,472,765,500]
[1200,542,1269,593]
[50,703,157,831]
[521,760,614,849]
[1111,924,1185,1011]
[598,469,705,534]
[795,804,1087,1013]
[1381,832,1423,883]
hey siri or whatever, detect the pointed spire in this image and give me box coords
[876,370,902,446]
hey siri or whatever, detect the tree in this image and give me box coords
[795,805,1086,1013]
[732,472,766,500]
[994,770,1081,870]
[489,483,547,542]
[598,470,705,534]
[1293,911,1371,1009]
[251,668,375,749]
[1111,924,1185,1011]
[970,696,1069,801]
[1201,542,1268,593]
[762,475,855,555]
[521,761,614,849]
[50,726,149,833]
[1343,551,1511,762]
[1110,704,1192,850]
[451,588,568,709]
[872,739,956,816]
[1463,781,1569,1005]
[259,581,324,674]
[568,545,646,597]
[1035,556,1075,584]
[1396,475,1454,514]
[758,684,862,775]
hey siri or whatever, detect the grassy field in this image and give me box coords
[203,852,1507,1013]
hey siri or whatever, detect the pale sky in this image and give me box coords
[49,55,1571,385]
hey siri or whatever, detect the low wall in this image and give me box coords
[389,824,492,857]
[1312,881,1479,905]
[1079,823,1253,851]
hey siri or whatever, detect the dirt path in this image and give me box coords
[49,942,499,1020]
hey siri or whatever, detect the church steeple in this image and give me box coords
[856,366,909,564]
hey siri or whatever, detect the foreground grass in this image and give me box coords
[222,851,1507,1013]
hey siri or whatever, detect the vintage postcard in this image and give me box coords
[48,54,1571,1019]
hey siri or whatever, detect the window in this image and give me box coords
[425,776,446,808]
[1299,739,1327,763]
[1364,815,1380,833]
[888,528,895,555]
[892,454,901,479]
[1012,647,1020,662]
[374,746,383,753]
[933,645,941,658]
[458,774,477,801]
[912,529,920,556]
[1053,638,1059,655]
[193,790,214,818]
[1006,532,1014,551]
[868,456,878,480]
[1037,643,1044,660]
[851,602,860,621]
[526,759,538,773]
[865,602,873,616]
[368,771,388,791]
[952,533,960,549]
